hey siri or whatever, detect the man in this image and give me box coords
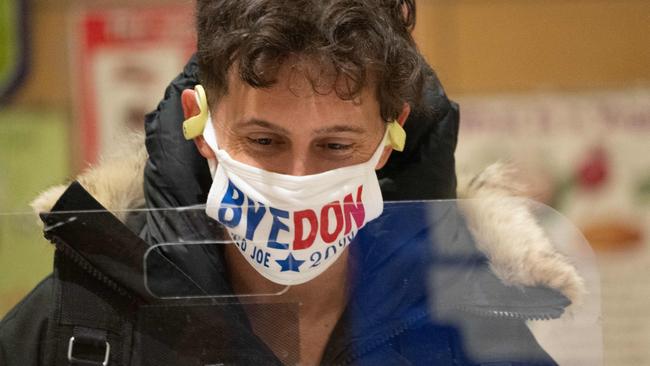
[1,1,583,365]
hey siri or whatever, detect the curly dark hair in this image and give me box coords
[196,0,428,122]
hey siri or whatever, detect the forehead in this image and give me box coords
[212,59,382,129]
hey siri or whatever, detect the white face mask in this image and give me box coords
[203,117,388,285]
[183,85,405,285]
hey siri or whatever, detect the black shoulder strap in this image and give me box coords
[43,250,134,366]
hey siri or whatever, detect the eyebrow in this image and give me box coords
[240,118,366,135]
[313,125,366,135]
[240,118,291,135]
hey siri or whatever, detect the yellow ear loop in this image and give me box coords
[182,84,209,140]
[387,120,406,152]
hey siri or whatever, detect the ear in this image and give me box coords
[181,89,216,160]
[375,102,411,170]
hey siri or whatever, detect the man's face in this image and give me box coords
[190,61,401,175]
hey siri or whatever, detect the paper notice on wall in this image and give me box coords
[456,89,649,244]
[73,5,195,165]
[456,88,650,366]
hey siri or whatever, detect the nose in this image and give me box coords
[283,156,313,176]
[275,146,328,176]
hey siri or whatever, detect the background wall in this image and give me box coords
[414,0,650,94]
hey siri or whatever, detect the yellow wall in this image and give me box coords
[414,0,650,94]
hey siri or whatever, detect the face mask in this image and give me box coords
[185,85,406,286]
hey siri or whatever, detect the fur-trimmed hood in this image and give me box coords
[31,132,585,308]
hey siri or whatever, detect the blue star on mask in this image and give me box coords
[276,253,305,272]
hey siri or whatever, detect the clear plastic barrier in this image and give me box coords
[1,198,601,365]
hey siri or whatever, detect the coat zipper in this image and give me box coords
[338,304,560,365]
[338,309,430,365]
[45,231,136,300]
[451,304,559,321]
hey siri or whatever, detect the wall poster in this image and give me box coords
[73,4,195,164]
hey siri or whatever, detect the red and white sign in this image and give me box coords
[73,4,195,164]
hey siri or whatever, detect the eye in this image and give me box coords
[315,140,356,159]
[247,137,273,146]
[325,142,353,150]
